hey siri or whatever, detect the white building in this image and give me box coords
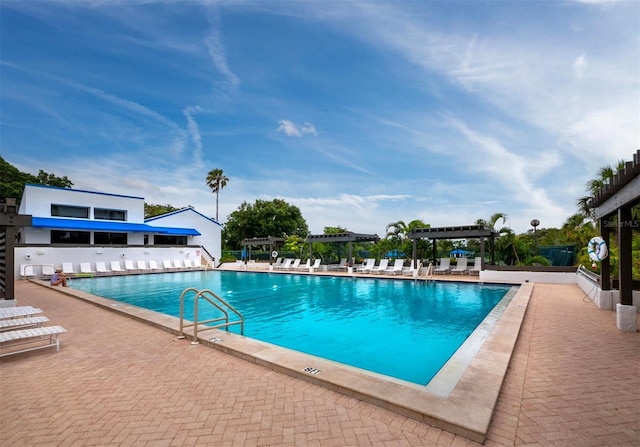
[15,184,221,279]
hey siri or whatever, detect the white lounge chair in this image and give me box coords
[95,262,110,275]
[0,325,67,357]
[451,257,468,275]
[386,259,405,275]
[310,259,321,271]
[296,259,311,271]
[137,260,150,272]
[0,306,43,320]
[275,259,292,270]
[42,264,55,279]
[329,258,347,271]
[371,259,390,274]
[356,258,375,273]
[0,316,49,332]
[110,261,124,273]
[125,260,138,273]
[62,262,75,276]
[163,260,173,270]
[20,264,36,279]
[173,260,184,270]
[148,260,160,271]
[287,259,301,270]
[469,257,482,276]
[402,261,419,276]
[272,258,283,269]
[184,259,195,269]
[433,258,451,275]
[79,262,94,275]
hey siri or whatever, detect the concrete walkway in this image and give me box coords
[1,281,638,446]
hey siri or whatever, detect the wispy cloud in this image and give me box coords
[277,119,317,137]
[182,105,204,167]
[204,8,240,91]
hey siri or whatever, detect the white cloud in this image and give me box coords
[277,119,318,137]
[573,54,588,78]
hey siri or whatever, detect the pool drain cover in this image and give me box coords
[304,367,321,375]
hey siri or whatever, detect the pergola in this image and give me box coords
[241,237,286,265]
[306,232,380,267]
[408,225,498,270]
[588,149,640,331]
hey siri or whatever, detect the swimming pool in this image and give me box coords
[70,271,511,385]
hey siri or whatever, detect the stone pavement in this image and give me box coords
[0,281,638,446]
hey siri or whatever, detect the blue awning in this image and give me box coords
[31,217,200,236]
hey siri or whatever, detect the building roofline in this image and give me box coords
[24,183,144,200]
[145,207,221,227]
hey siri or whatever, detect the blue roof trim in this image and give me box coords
[25,183,144,200]
[31,217,200,236]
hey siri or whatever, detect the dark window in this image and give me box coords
[51,230,90,244]
[94,208,126,221]
[154,235,187,245]
[51,204,89,218]
[94,232,128,244]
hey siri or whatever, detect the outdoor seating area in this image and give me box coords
[38,259,204,279]
[226,258,434,278]
[432,257,481,275]
[0,305,66,357]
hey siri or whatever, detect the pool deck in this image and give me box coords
[1,274,639,446]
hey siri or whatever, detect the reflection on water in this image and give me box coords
[71,271,510,385]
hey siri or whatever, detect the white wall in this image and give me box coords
[146,209,221,265]
[479,270,578,284]
[19,184,145,222]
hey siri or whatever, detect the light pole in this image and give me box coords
[530,219,540,256]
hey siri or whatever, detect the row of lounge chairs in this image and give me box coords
[42,259,202,278]
[0,305,66,357]
[356,258,417,276]
[273,258,321,271]
[433,257,482,275]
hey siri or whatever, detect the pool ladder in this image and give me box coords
[178,287,245,345]
[424,262,435,283]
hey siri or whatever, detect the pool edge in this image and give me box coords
[31,279,532,443]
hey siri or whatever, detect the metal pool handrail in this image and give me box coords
[179,287,245,344]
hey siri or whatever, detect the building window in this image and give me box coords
[94,232,128,245]
[51,230,90,244]
[51,204,89,218]
[94,208,126,221]
[154,235,187,245]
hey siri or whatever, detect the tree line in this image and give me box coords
[2,157,638,277]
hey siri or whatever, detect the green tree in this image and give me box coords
[0,156,73,205]
[144,203,186,218]
[222,198,309,249]
[577,160,625,219]
[206,168,229,222]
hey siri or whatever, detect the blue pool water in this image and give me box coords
[70,271,511,385]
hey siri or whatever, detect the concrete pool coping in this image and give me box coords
[31,277,532,443]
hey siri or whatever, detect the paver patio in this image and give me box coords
[1,280,638,446]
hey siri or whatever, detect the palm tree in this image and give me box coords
[475,212,509,233]
[577,160,626,219]
[206,168,229,221]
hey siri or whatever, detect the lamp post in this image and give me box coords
[530,219,540,256]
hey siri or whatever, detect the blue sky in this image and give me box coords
[2,0,638,235]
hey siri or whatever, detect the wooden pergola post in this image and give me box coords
[1,199,32,301]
